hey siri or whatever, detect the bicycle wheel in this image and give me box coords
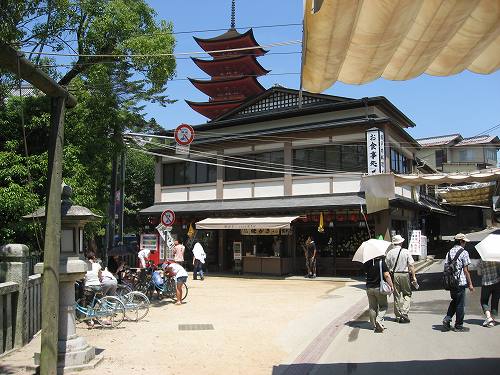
[94,296,125,328]
[181,283,188,301]
[123,291,150,321]
[75,298,88,322]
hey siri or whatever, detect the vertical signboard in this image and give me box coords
[366,128,386,174]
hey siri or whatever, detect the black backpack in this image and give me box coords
[442,249,464,291]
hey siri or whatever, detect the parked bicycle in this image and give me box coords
[141,269,188,302]
[75,285,125,328]
[118,291,150,321]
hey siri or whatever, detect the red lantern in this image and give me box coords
[336,213,345,222]
[349,213,358,222]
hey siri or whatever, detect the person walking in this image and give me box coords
[442,233,474,332]
[192,241,206,280]
[173,239,185,267]
[477,260,500,327]
[303,236,317,278]
[363,256,394,333]
[385,234,416,323]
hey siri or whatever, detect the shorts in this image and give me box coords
[176,276,188,285]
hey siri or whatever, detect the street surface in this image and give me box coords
[1,261,499,375]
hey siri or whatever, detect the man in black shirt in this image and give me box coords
[363,257,394,333]
[303,236,317,278]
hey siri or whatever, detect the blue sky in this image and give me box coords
[146,0,500,140]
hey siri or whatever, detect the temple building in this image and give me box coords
[186,1,269,120]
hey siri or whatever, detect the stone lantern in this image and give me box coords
[25,183,102,371]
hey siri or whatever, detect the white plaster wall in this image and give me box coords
[189,186,217,201]
[223,183,253,199]
[401,186,412,199]
[254,143,284,152]
[161,188,188,202]
[292,178,330,196]
[254,180,284,197]
[292,137,330,147]
[224,146,253,155]
[394,186,404,196]
[333,177,361,193]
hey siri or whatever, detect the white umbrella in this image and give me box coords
[352,239,392,263]
[475,234,500,262]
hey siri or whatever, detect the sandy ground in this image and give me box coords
[1,275,350,375]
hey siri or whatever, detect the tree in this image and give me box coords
[0,0,176,248]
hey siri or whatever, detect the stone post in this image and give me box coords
[0,244,29,347]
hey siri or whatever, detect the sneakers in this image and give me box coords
[399,315,410,324]
[442,318,451,331]
[374,321,385,333]
[483,317,494,327]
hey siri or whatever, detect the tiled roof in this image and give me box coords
[417,134,461,147]
[454,135,500,147]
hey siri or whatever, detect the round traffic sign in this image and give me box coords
[174,124,195,146]
[160,209,175,227]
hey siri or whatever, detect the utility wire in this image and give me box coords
[20,39,302,58]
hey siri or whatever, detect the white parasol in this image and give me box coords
[475,234,500,262]
[352,239,392,264]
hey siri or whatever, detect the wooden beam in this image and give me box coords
[39,96,65,375]
[0,42,77,107]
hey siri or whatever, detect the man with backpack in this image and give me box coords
[442,233,474,332]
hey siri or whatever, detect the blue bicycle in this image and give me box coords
[75,286,125,328]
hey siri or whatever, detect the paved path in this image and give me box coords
[2,261,499,375]
[274,260,500,375]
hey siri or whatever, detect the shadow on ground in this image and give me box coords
[273,358,500,375]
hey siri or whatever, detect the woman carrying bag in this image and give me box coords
[363,256,394,333]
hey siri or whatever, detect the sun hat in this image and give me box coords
[454,233,470,242]
[392,234,405,244]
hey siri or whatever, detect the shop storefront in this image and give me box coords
[196,216,297,276]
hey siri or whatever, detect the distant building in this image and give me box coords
[416,134,500,173]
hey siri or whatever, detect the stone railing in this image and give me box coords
[0,244,42,356]
[27,274,42,341]
[0,281,20,355]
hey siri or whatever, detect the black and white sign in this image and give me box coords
[366,128,386,174]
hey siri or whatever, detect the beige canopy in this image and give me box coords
[394,168,500,186]
[302,0,500,93]
[195,216,299,230]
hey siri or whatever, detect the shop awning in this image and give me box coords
[302,0,500,92]
[195,216,299,230]
[394,168,500,186]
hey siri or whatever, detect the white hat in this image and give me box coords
[392,234,405,244]
[454,233,470,242]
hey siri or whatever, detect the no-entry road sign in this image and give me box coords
[174,124,195,146]
[160,209,175,227]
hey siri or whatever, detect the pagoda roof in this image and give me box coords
[192,55,270,77]
[188,76,266,100]
[194,28,267,57]
[185,99,244,120]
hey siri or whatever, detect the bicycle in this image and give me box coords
[75,286,126,328]
[145,270,188,302]
[118,291,150,321]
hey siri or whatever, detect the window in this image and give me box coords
[390,148,410,174]
[224,151,284,181]
[459,149,475,162]
[485,148,497,162]
[162,161,217,186]
[293,144,367,173]
[435,149,446,167]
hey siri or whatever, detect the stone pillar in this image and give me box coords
[34,257,102,372]
[0,244,29,347]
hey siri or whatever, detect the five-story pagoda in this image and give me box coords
[186,0,269,120]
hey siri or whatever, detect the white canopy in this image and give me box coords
[302,0,500,92]
[195,216,299,230]
[394,168,500,186]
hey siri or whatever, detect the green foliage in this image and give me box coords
[1,0,176,250]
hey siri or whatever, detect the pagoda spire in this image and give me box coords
[231,0,236,29]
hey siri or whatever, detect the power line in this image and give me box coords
[20,39,302,58]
